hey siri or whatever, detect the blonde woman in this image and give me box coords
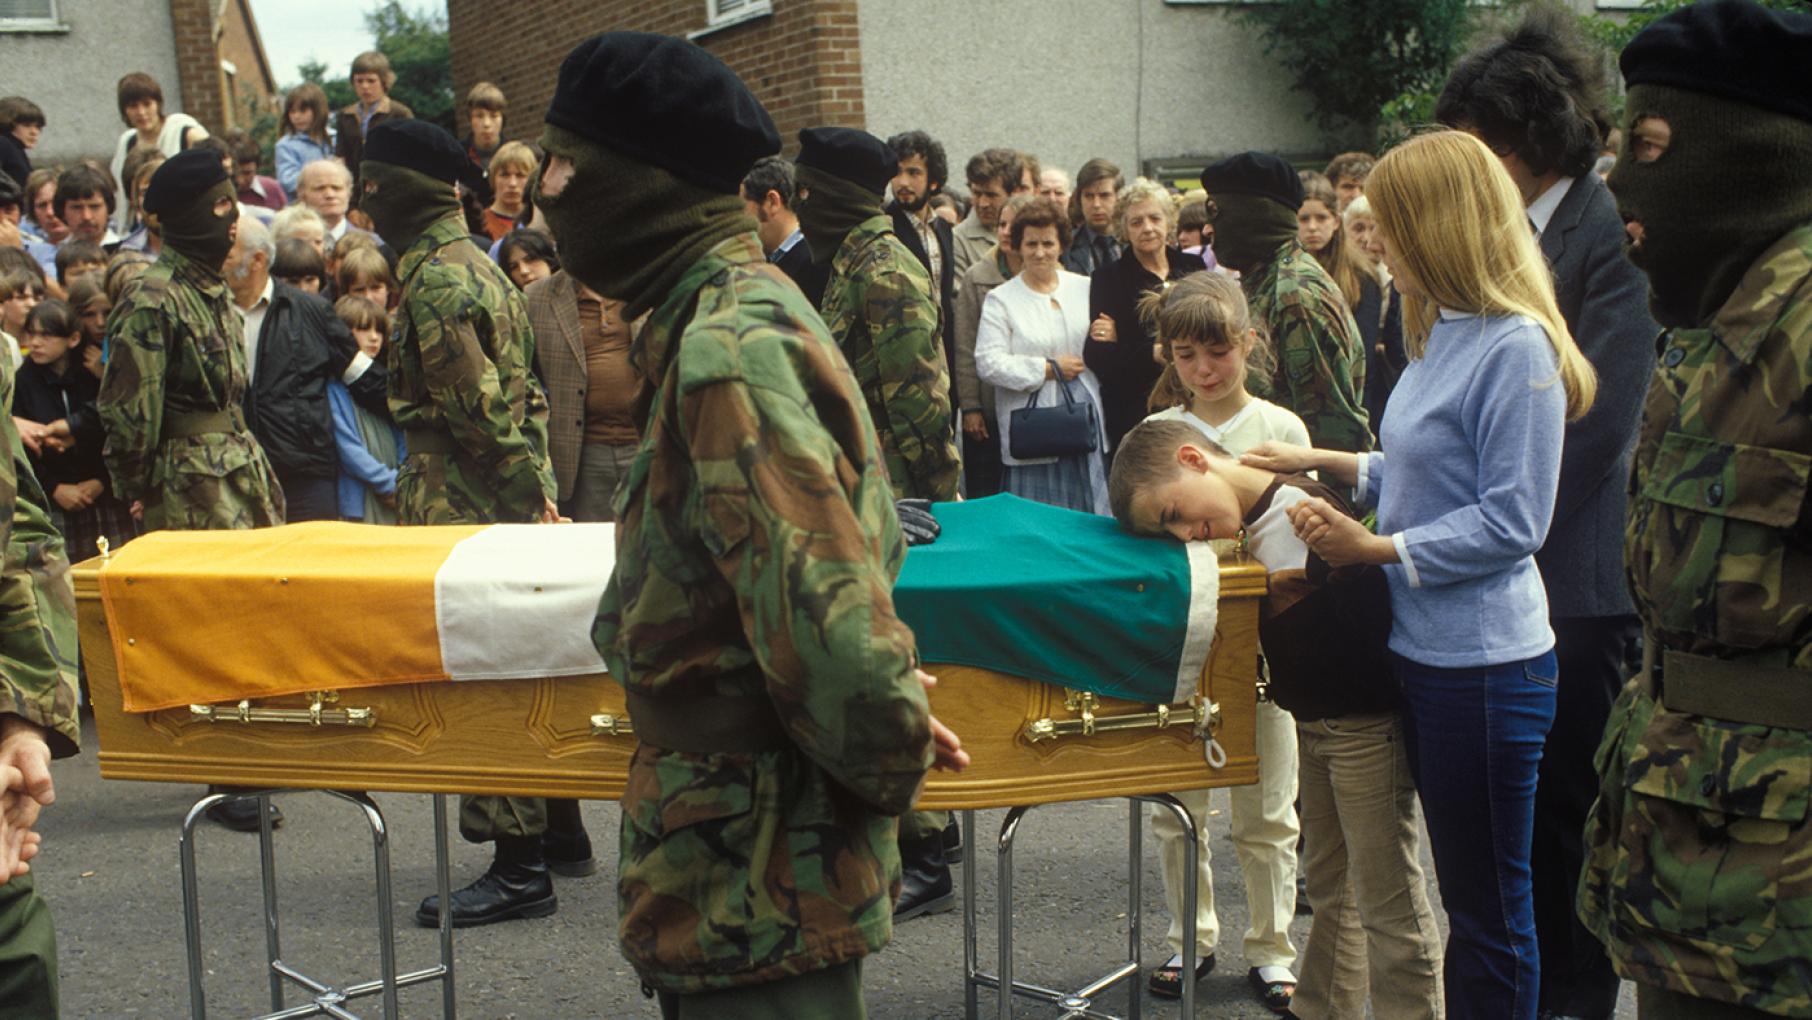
[1245,130,1596,1020]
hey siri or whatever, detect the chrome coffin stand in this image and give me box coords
[177,789,457,1020]
[962,795,1199,1020]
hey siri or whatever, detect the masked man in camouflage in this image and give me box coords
[100,149,286,532]
[1202,153,1372,454]
[353,120,585,929]
[792,125,964,923]
[1579,4,1812,1018]
[100,149,289,833]
[0,345,82,1017]
[535,33,965,1018]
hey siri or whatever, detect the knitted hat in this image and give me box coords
[795,127,897,196]
[143,149,229,216]
[1622,0,1812,124]
[543,31,779,194]
[1200,152,1305,211]
[363,119,483,190]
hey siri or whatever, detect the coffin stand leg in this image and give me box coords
[177,789,460,1019]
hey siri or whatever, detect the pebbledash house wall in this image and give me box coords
[446,0,1330,186]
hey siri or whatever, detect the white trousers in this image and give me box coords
[1151,698,1301,968]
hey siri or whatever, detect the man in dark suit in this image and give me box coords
[741,156,826,305]
[1438,10,1657,1020]
[885,131,958,396]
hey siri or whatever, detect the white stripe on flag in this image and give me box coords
[434,523,616,681]
[1174,540,1221,704]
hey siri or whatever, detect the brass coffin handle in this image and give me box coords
[590,713,634,737]
[189,690,376,728]
[1025,690,1212,743]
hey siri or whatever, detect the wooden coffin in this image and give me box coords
[73,558,1265,810]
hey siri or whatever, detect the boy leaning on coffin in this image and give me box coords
[350,119,600,929]
[533,32,963,1017]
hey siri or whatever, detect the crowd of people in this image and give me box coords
[0,2,1803,1018]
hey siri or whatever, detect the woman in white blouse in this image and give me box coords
[975,197,1110,514]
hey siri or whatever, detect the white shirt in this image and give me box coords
[1526,175,1577,239]
[237,277,274,382]
[974,270,1106,466]
[326,216,351,243]
[1146,399,1311,458]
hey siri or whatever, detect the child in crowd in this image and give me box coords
[276,83,335,202]
[272,237,326,295]
[329,296,403,524]
[497,229,559,291]
[1134,271,1304,1011]
[327,230,381,295]
[54,241,106,290]
[13,300,136,556]
[65,276,109,379]
[335,247,395,310]
[1299,173,1390,427]
[484,142,537,241]
[461,81,506,173]
[1,269,44,360]
[270,205,327,261]
[1342,195,1406,427]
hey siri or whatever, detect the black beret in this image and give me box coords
[143,149,229,216]
[364,119,482,190]
[544,31,779,193]
[1622,0,1812,124]
[795,127,896,195]
[0,171,18,208]
[1199,152,1304,211]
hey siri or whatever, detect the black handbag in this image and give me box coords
[1008,360,1099,459]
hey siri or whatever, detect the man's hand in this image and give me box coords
[962,411,989,441]
[918,670,969,773]
[128,500,144,522]
[0,774,43,883]
[41,420,73,454]
[12,418,44,456]
[0,718,53,811]
[540,497,568,524]
[896,499,940,547]
[51,484,91,513]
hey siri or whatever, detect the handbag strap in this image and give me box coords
[1023,359,1082,409]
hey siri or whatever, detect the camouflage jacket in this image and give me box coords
[594,232,932,994]
[1244,240,1373,454]
[819,215,961,502]
[387,216,555,525]
[1579,222,1812,1017]
[0,356,80,759]
[98,246,285,531]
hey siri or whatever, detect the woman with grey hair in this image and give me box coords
[1084,177,1207,453]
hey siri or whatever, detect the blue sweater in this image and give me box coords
[1355,311,1565,669]
[326,380,403,520]
[275,133,334,201]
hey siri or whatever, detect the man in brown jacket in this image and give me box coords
[524,267,639,522]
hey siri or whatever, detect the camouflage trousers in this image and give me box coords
[657,959,863,1020]
[899,810,948,843]
[1637,983,1775,1019]
[145,438,286,532]
[0,873,58,1017]
[397,452,539,526]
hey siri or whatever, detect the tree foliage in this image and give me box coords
[1580,0,1808,54]
[294,2,454,132]
[1239,0,1479,145]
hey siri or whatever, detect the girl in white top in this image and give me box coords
[975,198,1109,515]
[109,73,208,235]
[1135,270,1306,1008]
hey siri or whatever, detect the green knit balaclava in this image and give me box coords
[359,161,462,255]
[535,124,754,319]
[159,178,239,271]
[1609,84,1812,328]
[1210,192,1299,274]
[794,164,883,267]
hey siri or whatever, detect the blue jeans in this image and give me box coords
[1396,650,1557,1020]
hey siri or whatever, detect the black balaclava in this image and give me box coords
[1210,193,1299,275]
[794,164,883,268]
[535,123,754,320]
[1608,84,1812,329]
[360,161,462,255]
[157,177,238,271]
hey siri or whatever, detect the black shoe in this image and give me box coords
[1148,952,1216,999]
[203,786,282,832]
[941,816,963,859]
[893,833,955,921]
[541,826,598,878]
[1295,874,1312,915]
[415,837,557,928]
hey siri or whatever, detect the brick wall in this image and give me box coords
[167,0,224,133]
[216,0,279,130]
[447,0,865,157]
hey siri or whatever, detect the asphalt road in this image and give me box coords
[37,716,1634,1019]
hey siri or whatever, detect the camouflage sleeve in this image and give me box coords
[682,362,933,815]
[866,263,961,501]
[1270,299,1373,454]
[0,369,79,758]
[412,277,551,512]
[97,304,169,505]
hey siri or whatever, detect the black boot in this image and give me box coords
[941,815,963,860]
[893,832,955,921]
[203,785,283,832]
[415,835,557,928]
[541,798,597,878]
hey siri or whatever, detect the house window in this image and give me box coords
[0,0,65,32]
[707,0,772,27]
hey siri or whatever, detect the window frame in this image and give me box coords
[0,0,67,33]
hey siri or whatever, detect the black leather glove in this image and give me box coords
[896,499,941,547]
